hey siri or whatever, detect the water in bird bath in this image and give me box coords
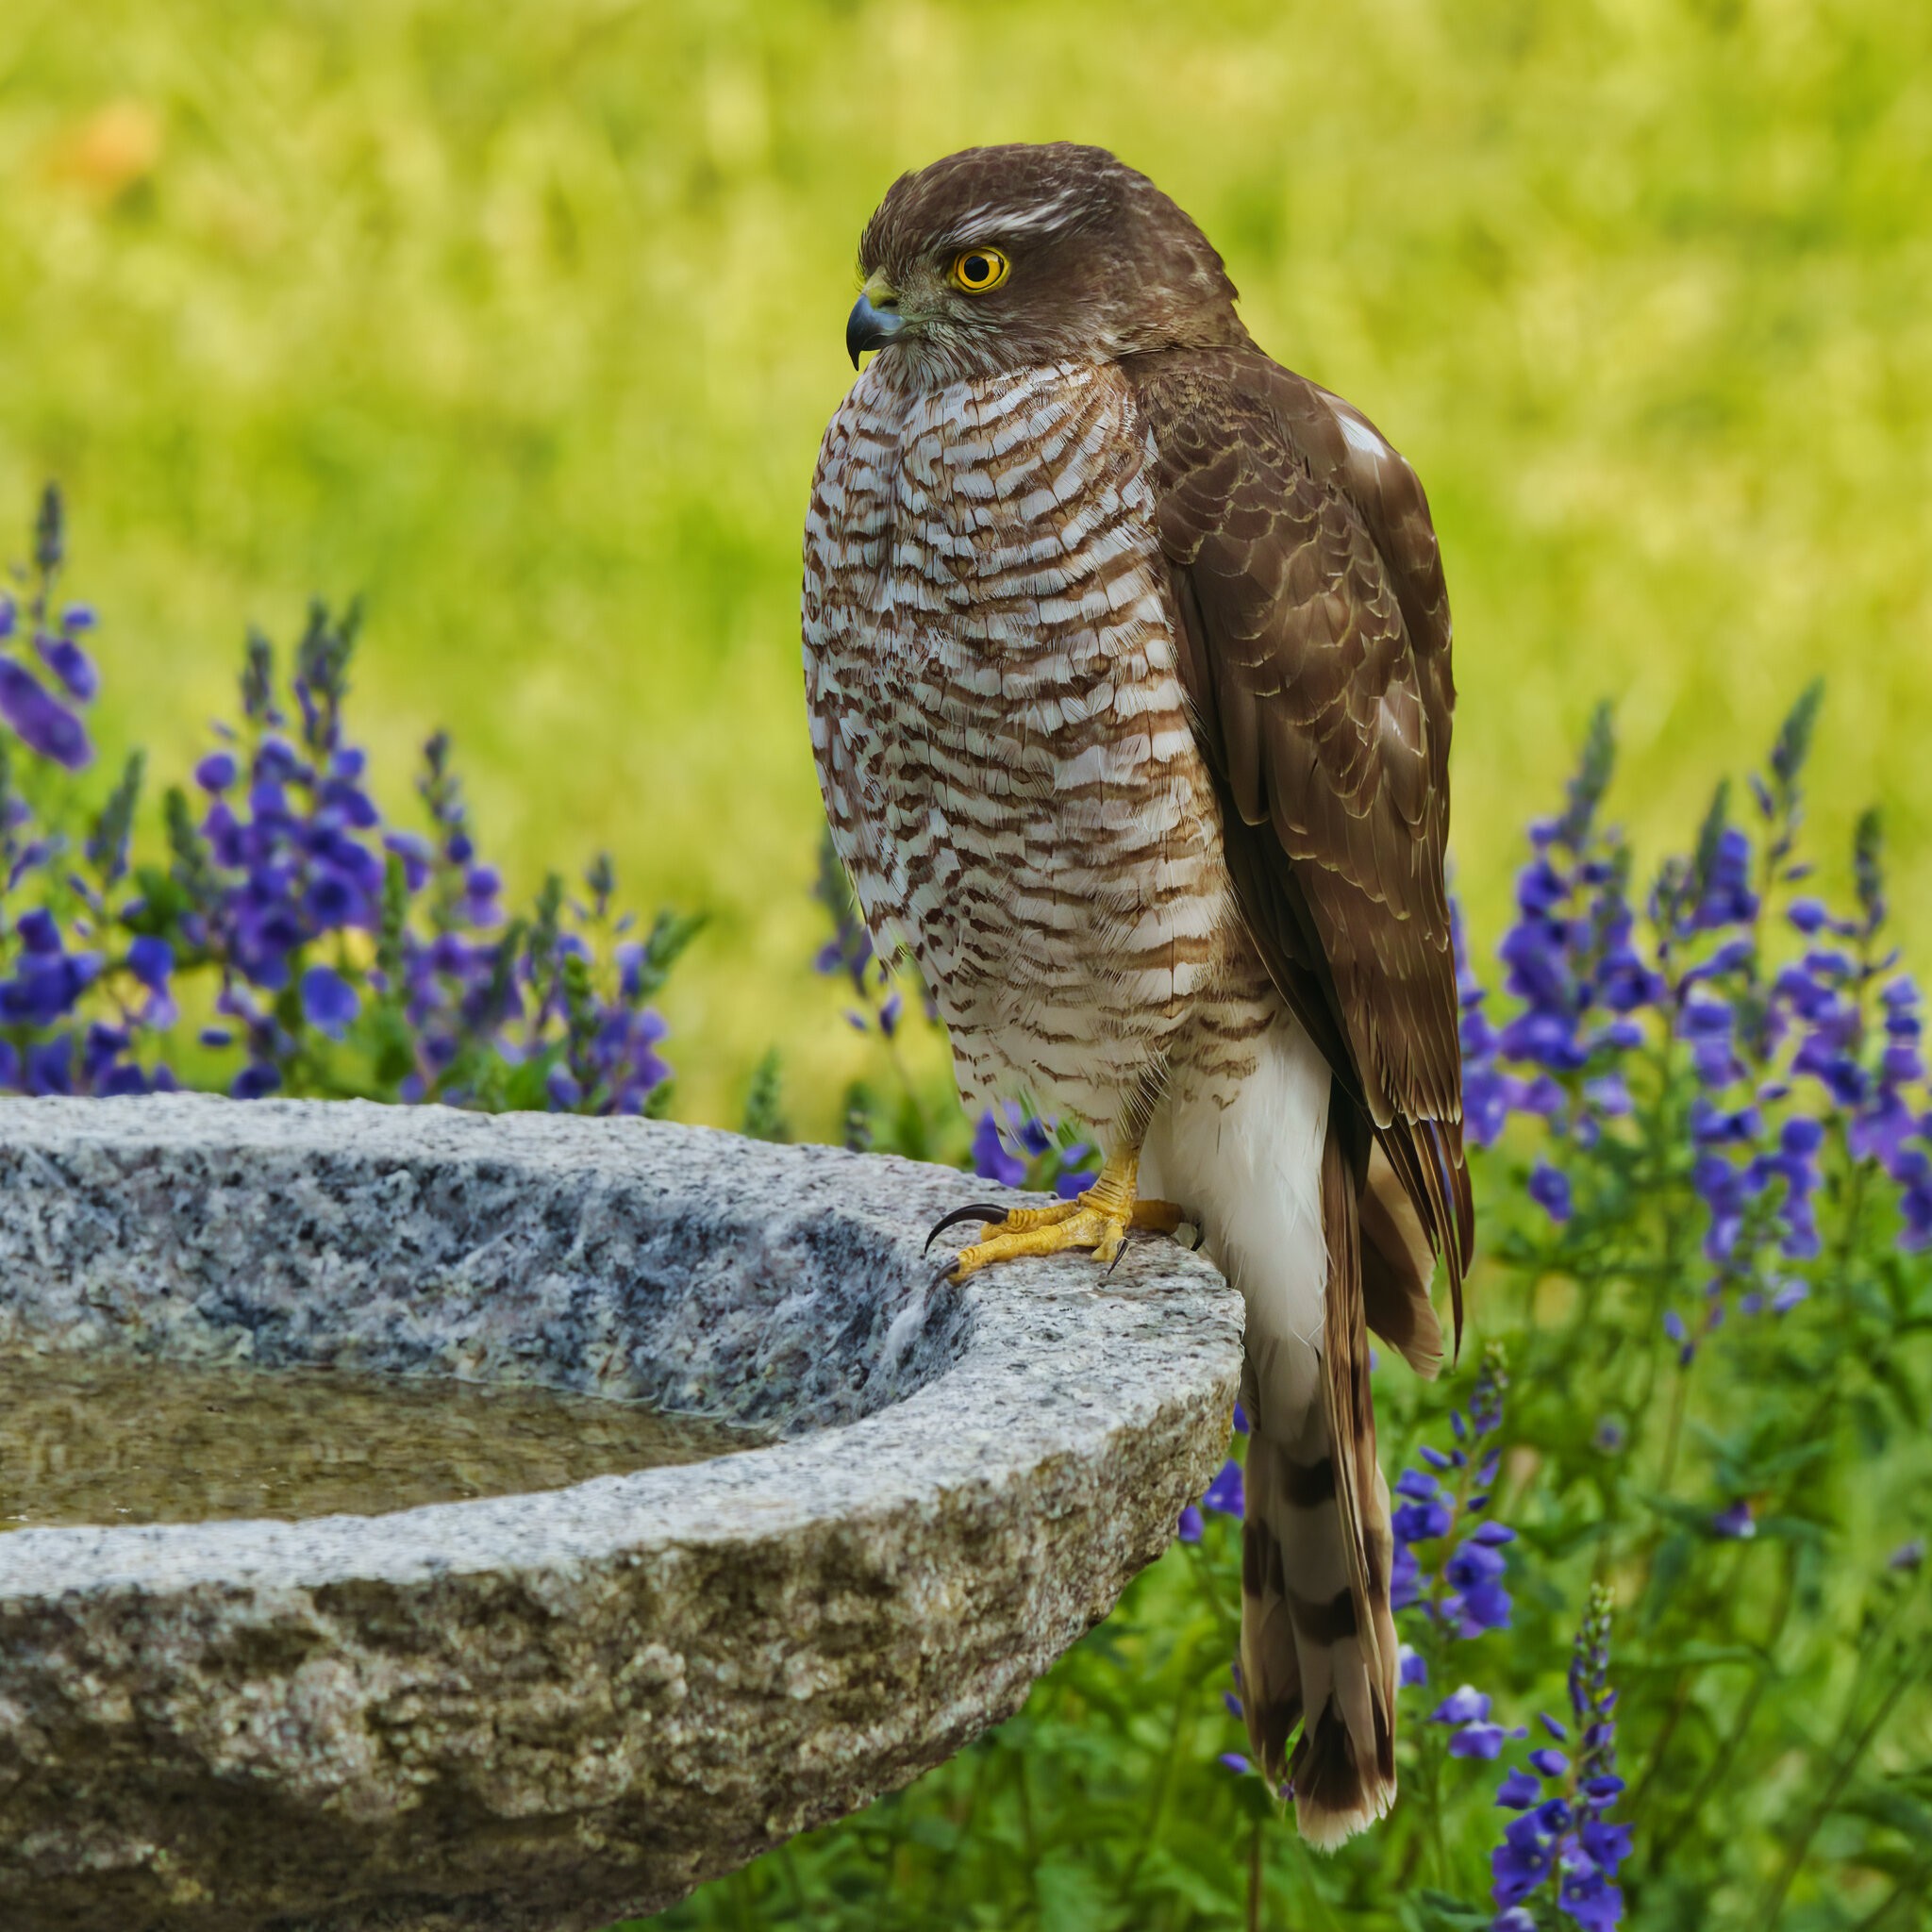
[0,1350,764,1528]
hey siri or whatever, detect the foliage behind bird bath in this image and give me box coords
[0,1096,1241,1930]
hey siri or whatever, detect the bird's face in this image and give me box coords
[846,142,1247,383]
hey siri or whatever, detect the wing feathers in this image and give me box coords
[1126,342,1473,1333]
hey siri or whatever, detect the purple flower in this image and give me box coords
[1490,1584,1628,1929]
[1431,1686,1491,1726]
[0,660,90,769]
[1528,1160,1574,1224]
[1395,1497,1456,1542]
[1203,1459,1245,1518]
[1176,1505,1203,1544]
[1710,1500,1757,1540]
[1450,1720,1519,1759]
[36,634,96,701]
[300,964,359,1039]
[17,908,60,955]
[971,1110,1027,1189]
[126,937,173,991]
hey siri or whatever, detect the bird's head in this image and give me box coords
[846,143,1248,381]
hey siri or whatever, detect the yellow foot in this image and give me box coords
[924,1150,1187,1283]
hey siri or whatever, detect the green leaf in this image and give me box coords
[1399,1890,1491,1932]
[741,1047,789,1141]
[1769,677,1825,791]
[1643,1531,1694,1632]
[1833,1778,1932,1843]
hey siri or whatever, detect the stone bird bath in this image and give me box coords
[0,1095,1241,1931]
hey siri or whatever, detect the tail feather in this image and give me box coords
[1361,1141,1443,1377]
[1239,1095,1399,1849]
[1376,1114,1473,1358]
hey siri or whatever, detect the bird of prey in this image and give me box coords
[802,142,1472,1846]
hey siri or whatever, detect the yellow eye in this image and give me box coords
[950,246,1009,293]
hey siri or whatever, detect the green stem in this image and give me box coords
[1655,1357,1692,1495]
[1014,1747,1041,1924]
[1649,1542,1798,1865]
[1762,1582,1926,1926]
[1851,1861,1932,1932]
[1624,1668,1694,1824]
[1116,1661,1198,1902]
[1247,1815,1265,1932]
[1180,1535,1241,1652]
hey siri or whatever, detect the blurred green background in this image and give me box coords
[3,0,1927,1131]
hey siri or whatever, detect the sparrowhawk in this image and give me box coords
[801,142,1473,1847]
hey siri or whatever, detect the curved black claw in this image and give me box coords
[928,1257,964,1296]
[923,1201,1007,1256]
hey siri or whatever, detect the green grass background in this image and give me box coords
[3,0,1927,1130]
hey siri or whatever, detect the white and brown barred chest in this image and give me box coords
[802,356,1277,1138]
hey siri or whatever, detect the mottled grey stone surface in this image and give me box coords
[0,1096,1242,1932]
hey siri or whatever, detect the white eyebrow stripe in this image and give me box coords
[941,187,1088,247]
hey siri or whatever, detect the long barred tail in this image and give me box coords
[1239,1096,1402,1847]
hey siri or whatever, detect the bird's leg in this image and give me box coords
[935,1146,1186,1282]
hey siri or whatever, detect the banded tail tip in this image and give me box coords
[1289,1705,1397,1851]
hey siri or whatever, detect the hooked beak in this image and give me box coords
[846,273,906,368]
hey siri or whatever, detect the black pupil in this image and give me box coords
[965,255,991,283]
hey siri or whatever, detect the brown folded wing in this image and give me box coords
[1125,343,1474,1334]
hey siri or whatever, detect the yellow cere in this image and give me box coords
[952,248,1009,293]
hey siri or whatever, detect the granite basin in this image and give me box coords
[0,1095,1242,1932]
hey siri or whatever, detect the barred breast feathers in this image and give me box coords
[802,357,1264,1137]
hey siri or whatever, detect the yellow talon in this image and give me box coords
[945,1149,1185,1282]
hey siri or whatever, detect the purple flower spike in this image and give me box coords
[1490,1583,1628,1929]
[1175,1505,1203,1544]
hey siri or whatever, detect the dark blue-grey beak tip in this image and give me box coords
[846,294,904,369]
